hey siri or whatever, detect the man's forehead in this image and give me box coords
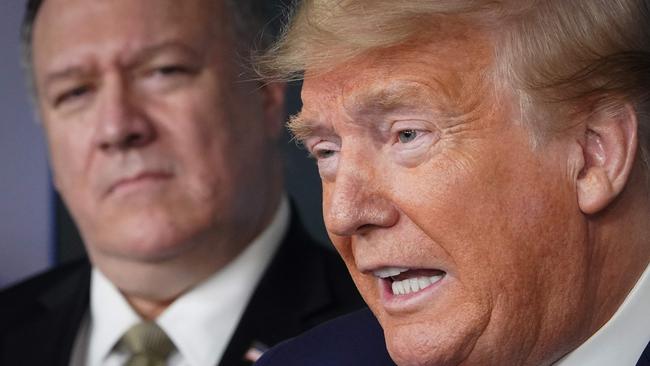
[48,0,219,25]
[33,0,223,45]
[301,49,490,117]
[302,28,492,96]
[303,16,492,78]
[32,0,225,74]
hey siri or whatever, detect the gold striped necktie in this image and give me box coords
[119,322,175,366]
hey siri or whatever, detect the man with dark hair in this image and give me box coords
[0,0,363,365]
[255,0,650,365]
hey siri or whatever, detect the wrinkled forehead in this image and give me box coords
[32,0,225,62]
[30,0,231,92]
[300,27,494,119]
[34,0,223,32]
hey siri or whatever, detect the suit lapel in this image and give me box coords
[0,260,90,366]
[39,263,90,366]
[637,341,650,366]
[217,215,337,366]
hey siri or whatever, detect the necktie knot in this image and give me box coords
[119,321,175,366]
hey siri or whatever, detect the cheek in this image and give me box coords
[394,142,582,296]
[47,127,92,195]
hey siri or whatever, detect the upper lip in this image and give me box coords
[364,264,448,279]
[373,267,409,278]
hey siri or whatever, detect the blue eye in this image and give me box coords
[155,65,188,76]
[398,129,418,143]
[314,149,336,159]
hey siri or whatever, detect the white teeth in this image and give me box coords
[418,277,431,289]
[373,267,409,279]
[391,275,443,296]
[392,281,404,295]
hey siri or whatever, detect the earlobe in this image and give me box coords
[576,104,638,214]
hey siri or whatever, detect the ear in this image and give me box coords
[259,81,287,139]
[576,103,638,214]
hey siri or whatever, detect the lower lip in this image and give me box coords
[379,274,446,313]
[110,173,172,196]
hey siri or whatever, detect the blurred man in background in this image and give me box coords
[0,0,363,365]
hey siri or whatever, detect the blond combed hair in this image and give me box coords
[257,0,650,166]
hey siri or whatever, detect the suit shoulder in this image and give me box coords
[0,259,89,309]
[256,308,395,366]
[0,260,90,364]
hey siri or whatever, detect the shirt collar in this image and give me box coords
[88,269,141,366]
[88,196,290,366]
[555,263,650,366]
[158,196,289,366]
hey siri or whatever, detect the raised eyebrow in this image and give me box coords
[43,66,90,92]
[288,113,321,142]
[126,41,201,67]
[44,41,200,87]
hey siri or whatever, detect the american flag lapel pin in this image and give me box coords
[244,341,269,363]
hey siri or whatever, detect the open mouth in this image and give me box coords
[373,267,445,296]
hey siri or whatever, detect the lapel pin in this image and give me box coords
[244,341,269,363]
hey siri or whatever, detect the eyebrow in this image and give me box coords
[287,113,326,142]
[42,66,92,93]
[42,41,202,91]
[125,41,202,68]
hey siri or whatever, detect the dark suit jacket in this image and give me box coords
[0,214,364,366]
[639,342,650,366]
[256,308,650,366]
[255,308,395,366]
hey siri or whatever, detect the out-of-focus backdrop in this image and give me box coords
[0,2,52,288]
[0,1,325,289]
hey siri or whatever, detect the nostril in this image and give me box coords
[99,130,153,151]
[124,132,145,147]
[356,223,376,234]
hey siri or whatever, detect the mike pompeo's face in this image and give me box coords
[31,0,285,296]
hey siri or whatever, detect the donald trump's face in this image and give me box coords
[295,22,597,365]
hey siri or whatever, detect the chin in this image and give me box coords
[91,212,200,262]
[377,300,490,366]
[384,324,468,366]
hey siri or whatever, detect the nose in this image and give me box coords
[94,75,155,152]
[324,154,399,237]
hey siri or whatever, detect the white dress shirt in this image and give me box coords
[555,264,650,366]
[70,197,290,366]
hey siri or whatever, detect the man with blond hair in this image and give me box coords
[254,1,650,365]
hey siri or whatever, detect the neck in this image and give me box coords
[125,294,176,320]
